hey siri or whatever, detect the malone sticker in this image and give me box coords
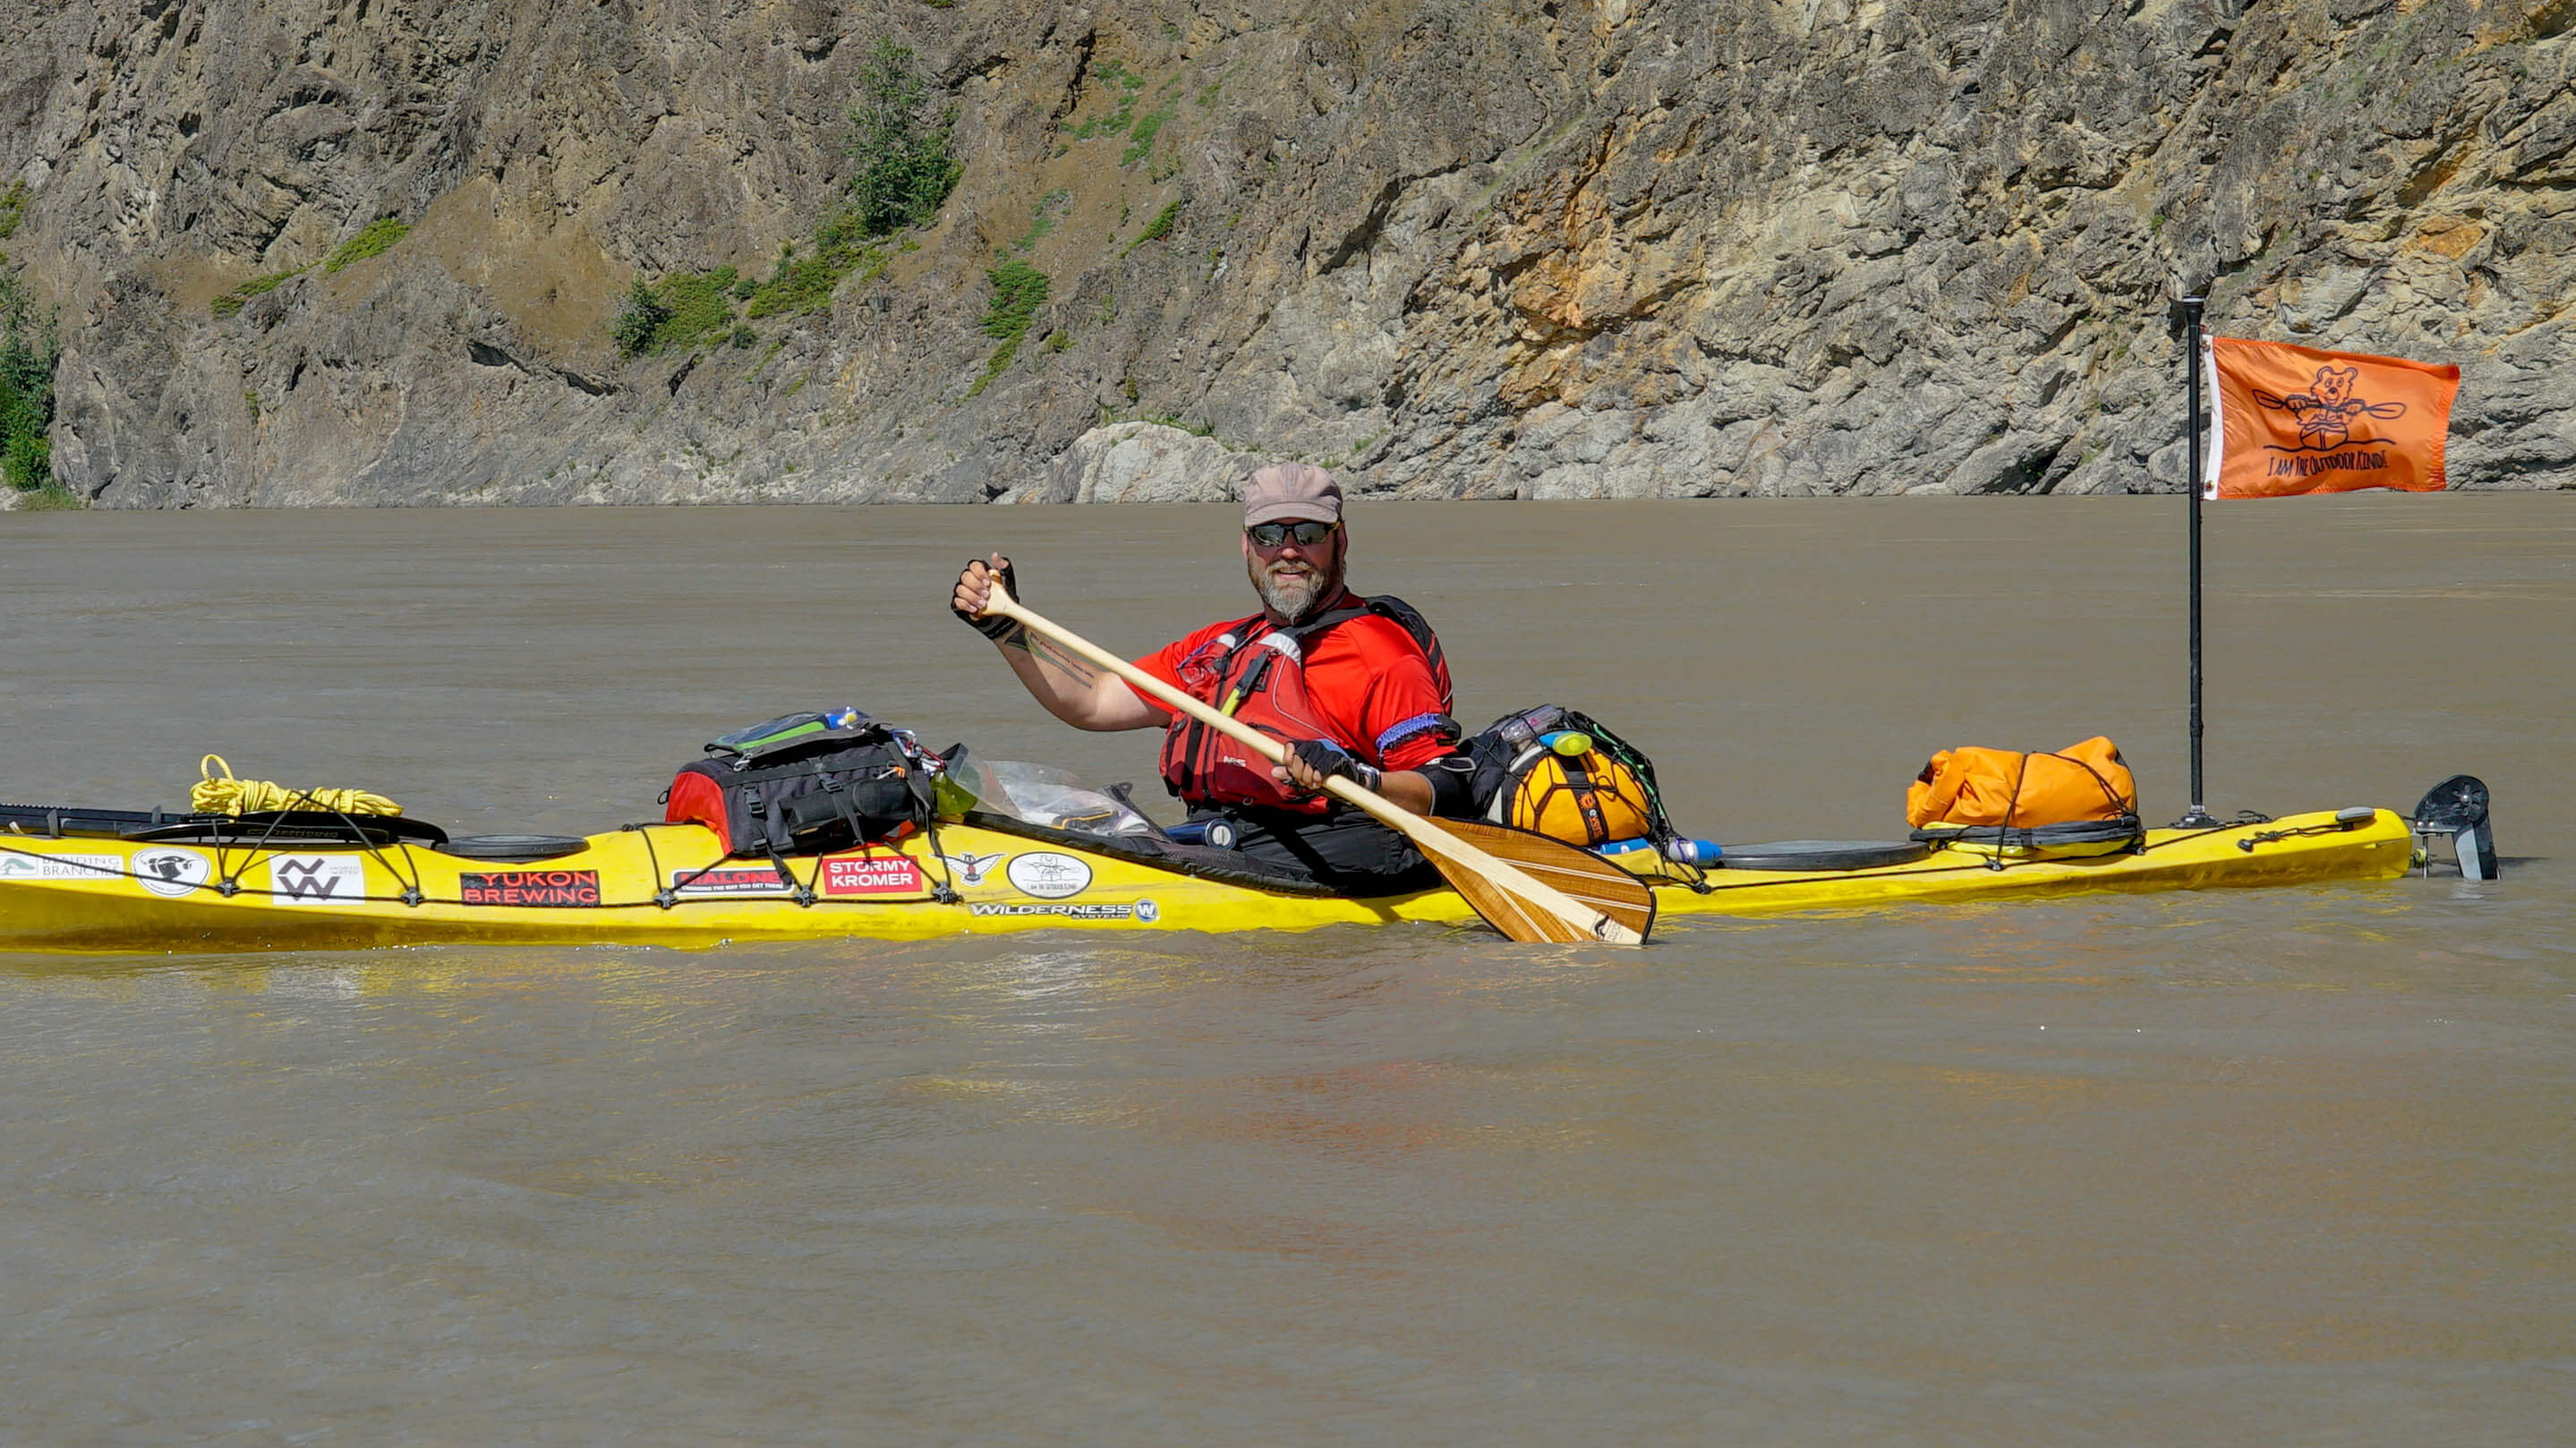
[459,869,602,907]
[670,865,794,897]
[1004,851,1094,899]
[269,855,367,907]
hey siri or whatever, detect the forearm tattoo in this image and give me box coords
[1010,631,1098,686]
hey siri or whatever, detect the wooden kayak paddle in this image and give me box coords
[977,582,1653,946]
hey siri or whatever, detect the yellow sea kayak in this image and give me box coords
[0,802,2417,955]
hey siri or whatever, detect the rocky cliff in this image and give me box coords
[4,0,2570,507]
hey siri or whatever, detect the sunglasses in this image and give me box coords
[1245,520,1336,549]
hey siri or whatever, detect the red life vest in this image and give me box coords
[1156,594,1454,813]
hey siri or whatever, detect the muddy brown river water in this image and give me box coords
[2,496,2570,1445]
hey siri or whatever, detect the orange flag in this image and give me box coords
[2202,336,2461,499]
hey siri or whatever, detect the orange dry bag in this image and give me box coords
[1906,737,2137,829]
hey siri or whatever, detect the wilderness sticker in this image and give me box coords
[968,901,1136,921]
[460,869,602,907]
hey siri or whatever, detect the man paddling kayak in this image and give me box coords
[951,463,1475,893]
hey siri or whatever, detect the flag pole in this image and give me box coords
[2179,294,2218,829]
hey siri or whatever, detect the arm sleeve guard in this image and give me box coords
[1419,754,1480,818]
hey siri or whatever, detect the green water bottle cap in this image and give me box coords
[1546,730,1593,757]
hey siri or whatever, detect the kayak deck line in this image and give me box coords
[0,805,2418,956]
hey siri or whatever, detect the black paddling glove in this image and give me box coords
[955,558,1021,641]
[1291,738,1384,794]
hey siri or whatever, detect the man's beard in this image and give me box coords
[1250,550,1343,624]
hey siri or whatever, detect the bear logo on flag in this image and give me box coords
[2251,364,2410,453]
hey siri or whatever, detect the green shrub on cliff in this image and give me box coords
[650,267,742,348]
[614,226,894,356]
[1122,91,1180,169]
[605,36,940,361]
[1122,198,1183,255]
[0,268,60,493]
[2,432,50,494]
[611,281,672,359]
[324,217,410,273]
[745,224,887,319]
[980,261,1049,341]
[967,260,1048,397]
[209,267,307,319]
[848,39,961,237]
[1012,190,1071,253]
[1070,63,1145,141]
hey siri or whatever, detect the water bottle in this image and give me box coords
[1593,836,1720,865]
[1664,838,1722,866]
[1165,819,1237,850]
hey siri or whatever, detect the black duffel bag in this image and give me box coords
[662,709,955,858]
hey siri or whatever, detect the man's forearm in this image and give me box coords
[1373,770,1436,813]
[998,635,1156,730]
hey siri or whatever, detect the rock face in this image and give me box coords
[1009,421,1250,505]
[4,0,2570,507]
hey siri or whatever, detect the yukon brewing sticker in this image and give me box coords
[822,855,924,897]
[270,855,367,907]
[132,847,213,899]
[1004,850,1094,899]
[0,852,120,882]
[968,901,1135,920]
[670,865,794,897]
[459,869,602,907]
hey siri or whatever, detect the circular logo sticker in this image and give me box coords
[132,847,212,898]
[1004,850,1094,900]
[1134,899,1160,924]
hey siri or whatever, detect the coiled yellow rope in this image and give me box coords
[192,754,402,817]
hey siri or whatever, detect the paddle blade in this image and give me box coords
[1417,819,1657,946]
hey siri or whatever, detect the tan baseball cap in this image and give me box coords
[1242,463,1343,526]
